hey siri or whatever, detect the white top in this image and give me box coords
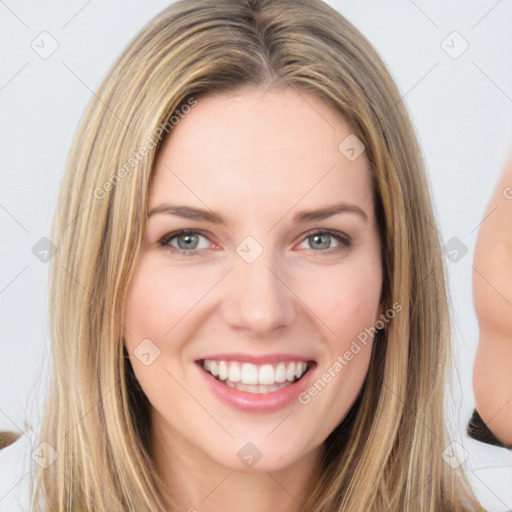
[0,433,32,512]
[0,432,510,511]
[461,436,512,511]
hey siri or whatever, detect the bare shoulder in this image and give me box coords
[473,149,512,334]
[472,149,512,447]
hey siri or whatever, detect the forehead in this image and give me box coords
[149,86,374,220]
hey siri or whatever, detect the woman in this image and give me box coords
[0,0,489,510]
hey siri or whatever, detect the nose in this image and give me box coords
[221,253,297,336]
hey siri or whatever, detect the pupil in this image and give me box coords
[178,234,198,250]
[311,234,329,250]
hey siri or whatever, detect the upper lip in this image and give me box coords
[196,352,316,365]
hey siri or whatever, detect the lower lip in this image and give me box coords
[196,362,316,413]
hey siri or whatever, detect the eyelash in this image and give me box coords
[158,229,352,257]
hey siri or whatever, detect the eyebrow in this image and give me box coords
[148,202,368,224]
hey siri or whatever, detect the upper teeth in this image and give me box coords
[203,360,309,385]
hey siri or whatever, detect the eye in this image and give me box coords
[158,229,213,256]
[158,229,351,257]
[295,229,351,255]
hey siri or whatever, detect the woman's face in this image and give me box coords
[124,86,383,473]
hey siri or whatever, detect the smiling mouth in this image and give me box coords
[197,359,315,394]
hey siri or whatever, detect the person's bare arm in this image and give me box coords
[472,148,512,447]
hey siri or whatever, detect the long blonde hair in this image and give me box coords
[28,0,481,510]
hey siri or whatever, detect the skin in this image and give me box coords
[472,147,512,447]
[123,85,384,511]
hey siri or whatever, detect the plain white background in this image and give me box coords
[1,0,511,510]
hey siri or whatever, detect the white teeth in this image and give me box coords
[232,381,290,393]
[258,364,274,385]
[275,362,287,383]
[286,362,296,382]
[201,359,310,386]
[210,360,219,377]
[241,363,259,385]
[218,360,228,381]
[228,362,241,382]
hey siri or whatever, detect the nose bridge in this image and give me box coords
[222,244,296,334]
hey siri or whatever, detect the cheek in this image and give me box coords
[305,258,382,342]
[124,268,170,349]
[123,259,194,415]
[295,260,381,437]
[123,256,206,349]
